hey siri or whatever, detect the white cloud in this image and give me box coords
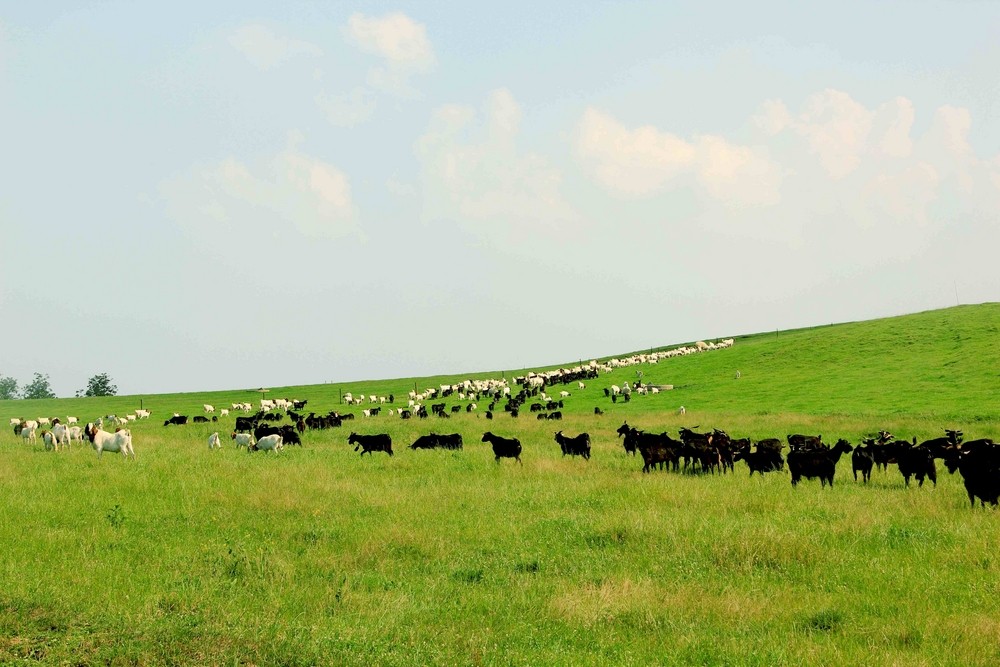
[416,89,576,237]
[386,176,417,198]
[989,154,1000,192]
[872,96,915,158]
[753,99,790,136]
[161,135,358,241]
[229,24,322,70]
[487,88,522,138]
[575,89,1000,272]
[928,105,972,156]
[316,87,376,127]
[576,108,695,196]
[858,162,939,226]
[695,135,782,206]
[577,108,781,205]
[918,105,977,192]
[793,89,873,179]
[346,12,434,70]
[756,91,917,174]
[345,12,434,96]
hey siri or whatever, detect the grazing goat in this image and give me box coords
[955,444,1000,508]
[20,424,37,444]
[787,434,824,451]
[896,438,937,487]
[554,431,591,460]
[249,434,283,453]
[482,432,522,464]
[734,446,784,476]
[84,423,135,459]
[636,433,683,473]
[787,439,852,487]
[852,442,875,483]
[410,433,463,450]
[616,422,638,455]
[618,425,681,472]
[231,432,256,448]
[349,432,393,456]
[208,432,222,450]
[678,427,716,473]
[51,423,71,450]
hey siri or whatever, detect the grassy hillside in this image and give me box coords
[4,303,999,426]
[1,304,999,665]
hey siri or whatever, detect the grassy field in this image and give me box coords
[2,304,999,665]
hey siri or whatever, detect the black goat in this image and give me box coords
[852,442,875,483]
[554,431,591,460]
[349,432,393,456]
[956,444,1000,508]
[482,432,521,464]
[896,438,937,487]
[787,438,853,487]
[636,432,683,473]
[734,446,784,476]
[787,433,823,451]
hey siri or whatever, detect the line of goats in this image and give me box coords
[349,424,1000,510]
[611,424,999,508]
[13,407,1000,508]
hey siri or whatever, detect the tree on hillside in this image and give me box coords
[0,375,18,400]
[21,373,56,400]
[80,373,118,397]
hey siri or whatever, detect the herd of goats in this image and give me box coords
[5,336,999,509]
[10,399,1000,509]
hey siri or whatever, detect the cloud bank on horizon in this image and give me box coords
[1,3,998,396]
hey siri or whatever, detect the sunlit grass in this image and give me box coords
[1,304,999,664]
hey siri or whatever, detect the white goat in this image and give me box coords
[208,432,223,450]
[249,434,283,453]
[231,432,256,448]
[203,404,215,413]
[52,423,71,449]
[84,423,135,459]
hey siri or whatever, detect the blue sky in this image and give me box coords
[2,2,999,396]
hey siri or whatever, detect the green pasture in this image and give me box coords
[1,304,999,665]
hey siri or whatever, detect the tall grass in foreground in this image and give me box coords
[1,304,999,665]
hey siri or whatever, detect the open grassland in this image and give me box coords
[1,304,999,665]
